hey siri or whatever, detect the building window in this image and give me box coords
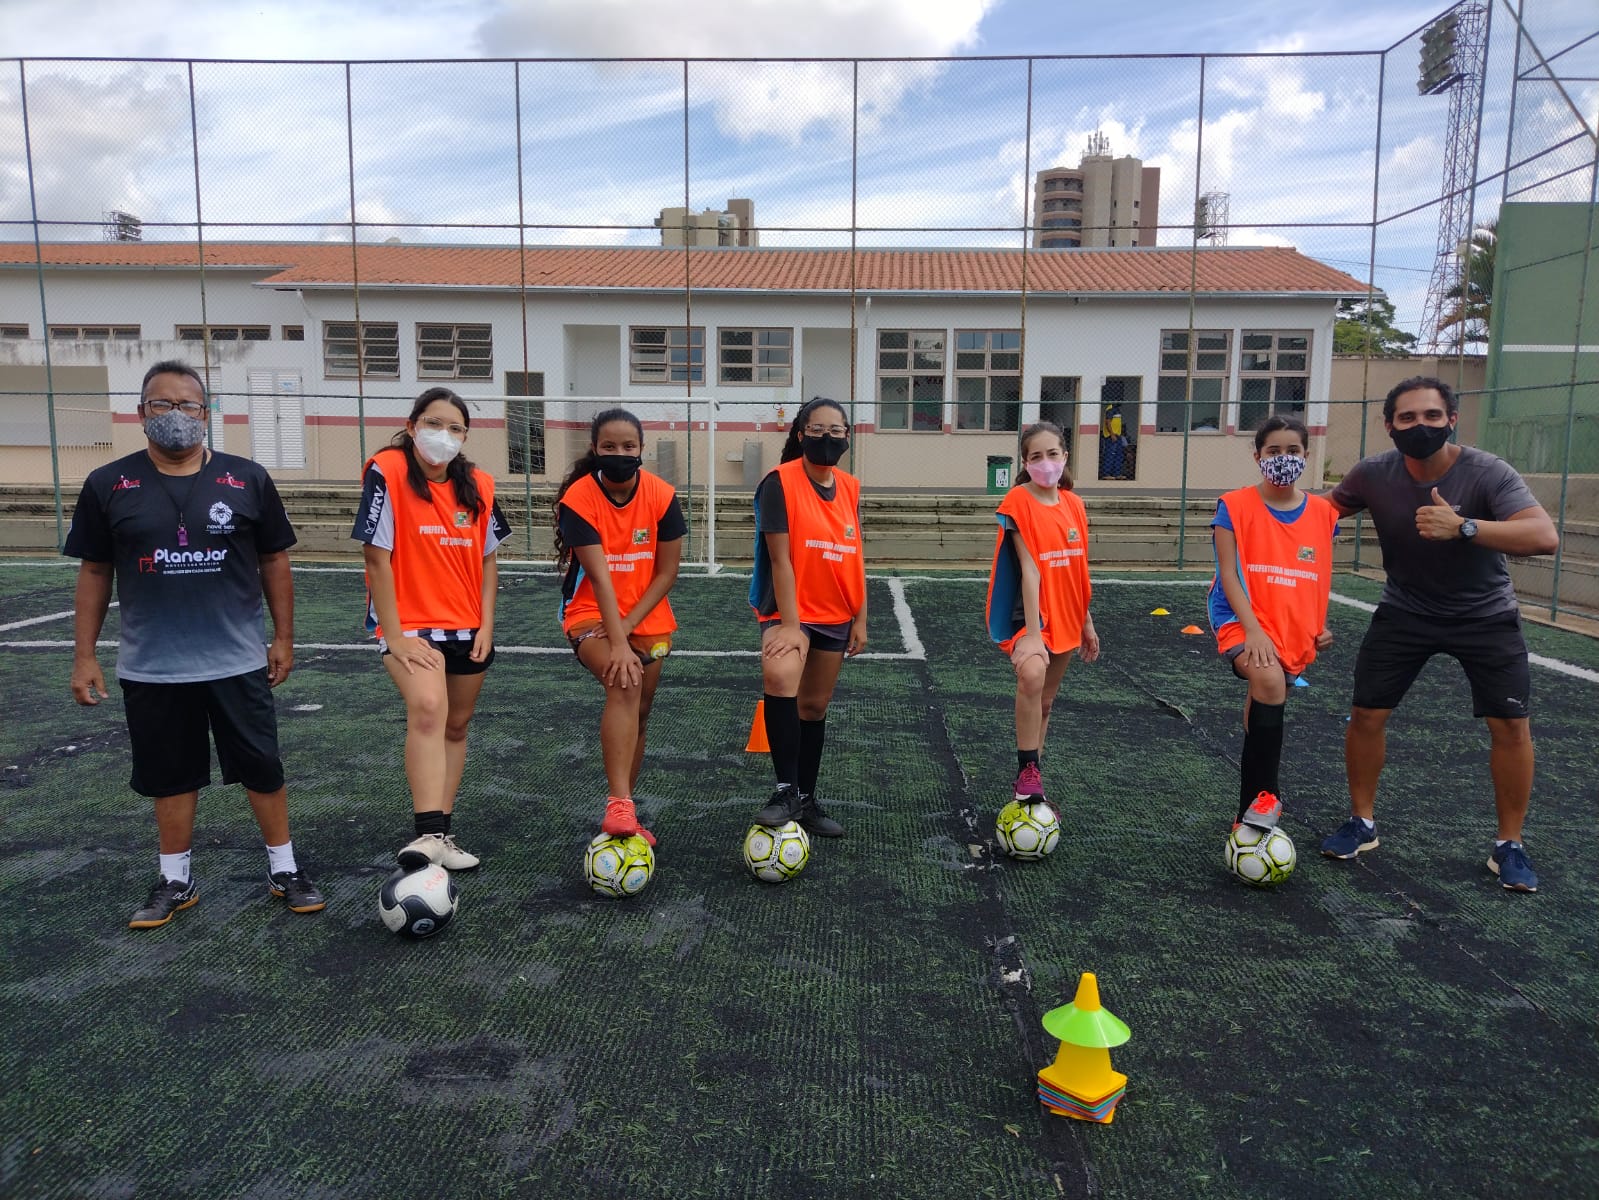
[283,325,305,341]
[1238,331,1310,432]
[176,325,270,342]
[0,324,28,338]
[323,320,399,379]
[418,323,493,380]
[630,326,704,384]
[1155,329,1230,432]
[877,329,945,431]
[718,327,792,385]
[48,325,139,340]
[954,330,1022,431]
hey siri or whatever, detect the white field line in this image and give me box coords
[885,577,927,660]
[0,640,922,661]
[0,602,115,633]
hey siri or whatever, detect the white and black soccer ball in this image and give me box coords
[743,821,810,884]
[584,833,655,898]
[996,800,1061,860]
[378,863,459,938]
[1225,823,1297,887]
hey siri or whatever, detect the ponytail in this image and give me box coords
[552,407,643,572]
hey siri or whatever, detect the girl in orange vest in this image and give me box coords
[354,387,511,871]
[1208,415,1339,830]
[985,421,1099,808]
[749,397,867,836]
[554,408,685,846]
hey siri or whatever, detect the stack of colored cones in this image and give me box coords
[1036,972,1131,1124]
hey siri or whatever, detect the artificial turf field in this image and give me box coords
[2,559,1596,1199]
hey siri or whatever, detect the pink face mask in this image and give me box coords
[1027,458,1066,488]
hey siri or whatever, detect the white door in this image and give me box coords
[247,371,306,469]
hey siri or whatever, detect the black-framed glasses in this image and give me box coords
[143,399,207,417]
[803,424,848,438]
[418,415,468,437]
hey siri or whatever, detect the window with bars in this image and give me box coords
[954,330,1022,431]
[323,320,399,379]
[877,329,945,432]
[0,323,28,339]
[718,328,792,385]
[1237,330,1310,432]
[1155,329,1230,432]
[282,325,305,341]
[630,326,704,384]
[176,325,271,342]
[417,323,493,380]
[48,325,140,341]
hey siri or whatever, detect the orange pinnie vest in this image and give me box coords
[558,470,679,637]
[986,486,1092,654]
[1211,486,1338,675]
[766,458,865,625]
[364,447,496,636]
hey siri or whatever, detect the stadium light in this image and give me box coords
[1418,12,1464,95]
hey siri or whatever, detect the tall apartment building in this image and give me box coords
[654,198,758,248]
[1033,136,1160,250]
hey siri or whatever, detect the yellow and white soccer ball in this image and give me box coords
[1225,823,1297,886]
[742,821,810,884]
[995,800,1061,860]
[584,832,655,898]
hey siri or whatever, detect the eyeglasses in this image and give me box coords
[419,415,468,437]
[144,399,207,417]
[803,424,848,438]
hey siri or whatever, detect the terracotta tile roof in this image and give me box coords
[0,241,1369,296]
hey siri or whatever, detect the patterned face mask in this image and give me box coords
[144,410,207,452]
[1258,453,1306,487]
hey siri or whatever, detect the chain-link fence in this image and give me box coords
[1,3,1595,612]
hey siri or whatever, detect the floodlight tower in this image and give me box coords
[1415,4,1489,351]
[1195,191,1230,245]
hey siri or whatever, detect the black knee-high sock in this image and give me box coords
[1238,701,1285,821]
[798,717,827,797]
[764,695,801,788]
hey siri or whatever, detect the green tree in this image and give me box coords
[1334,296,1418,356]
[1437,221,1497,346]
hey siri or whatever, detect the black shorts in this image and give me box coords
[1351,603,1531,719]
[120,669,285,798]
[382,635,495,675]
[758,618,851,653]
[1221,644,1300,683]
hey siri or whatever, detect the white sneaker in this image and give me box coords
[438,834,480,870]
[397,832,481,871]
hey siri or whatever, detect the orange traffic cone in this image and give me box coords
[745,700,770,753]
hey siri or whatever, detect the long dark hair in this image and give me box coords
[552,407,644,572]
[1253,414,1310,453]
[780,396,850,464]
[390,387,482,516]
[1018,421,1074,491]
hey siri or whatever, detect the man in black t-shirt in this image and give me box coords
[1322,376,1560,891]
[65,360,325,928]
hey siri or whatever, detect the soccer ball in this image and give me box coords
[584,833,655,898]
[743,821,810,884]
[378,863,459,938]
[995,800,1061,860]
[1225,823,1297,886]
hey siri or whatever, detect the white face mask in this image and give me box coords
[413,427,463,466]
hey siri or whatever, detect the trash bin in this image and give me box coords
[986,454,1013,495]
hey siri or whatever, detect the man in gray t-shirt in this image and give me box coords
[1319,376,1559,891]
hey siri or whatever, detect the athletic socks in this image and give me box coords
[265,841,298,876]
[764,694,801,788]
[798,717,827,798]
[414,810,447,838]
[1238,701,1285,823]
[442,811,453,835]
[1017,748,1040,773]
[159,849,192,885]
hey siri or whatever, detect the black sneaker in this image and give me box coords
[128,876,198,929]
[754,784,803,827]
[268,869,327,913]
[798,792,845,838]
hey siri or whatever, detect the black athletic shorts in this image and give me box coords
[120,668,285,798]
[381,634,495,675]
[758,618,852,653]
[1351,603,1531,719]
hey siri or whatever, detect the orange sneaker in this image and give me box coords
[1241,790,1282,831]
[601,797,657,847]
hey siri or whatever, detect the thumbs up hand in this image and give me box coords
[1416,487,1465,540]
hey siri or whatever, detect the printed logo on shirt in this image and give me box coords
[215,471,247,490]
[362,486,386,537]
[844,524,856,540]
[454,511,469,527]
[1067,527,1081,543]
[137,546,230,576]
[207,501,235,534]
[1297,545,1316,562]
[632,528,650,545]
[113,475,141,490]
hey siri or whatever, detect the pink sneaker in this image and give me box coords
[600,797,656,847]
[1013,762,1045,803]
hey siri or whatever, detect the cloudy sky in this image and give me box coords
[0,0,1594,337]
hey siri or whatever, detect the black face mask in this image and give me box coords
[801,435,848,467]
[596,454,642,484]
[1390,423,1452,460]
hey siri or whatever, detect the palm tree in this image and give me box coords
[1436,220,1497,347]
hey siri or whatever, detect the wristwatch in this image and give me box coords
[1460,519,1478,541]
